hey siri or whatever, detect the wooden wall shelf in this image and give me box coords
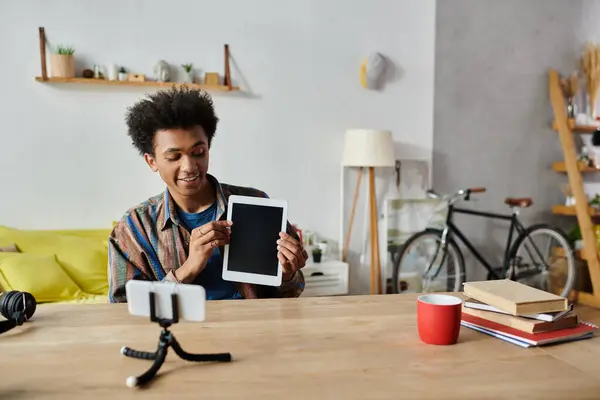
[552,161,600,173]
[552,119,598,133]
[34,77,239,92]
[35,26,238,93]
[552,204,600,217]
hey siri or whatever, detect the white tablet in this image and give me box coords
[222,195,288,287]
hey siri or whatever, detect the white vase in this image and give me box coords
[186,71,194,83]
[106,63,118,81]
[118,72,128,81]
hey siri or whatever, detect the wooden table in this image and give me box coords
[1,293,600,399]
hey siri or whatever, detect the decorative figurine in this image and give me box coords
[82,69,94,78]
[154,60,170,82]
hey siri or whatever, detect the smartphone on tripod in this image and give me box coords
[125,280,206,322]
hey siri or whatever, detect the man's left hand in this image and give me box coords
[277,232,308,281]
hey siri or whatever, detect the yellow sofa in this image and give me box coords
[0,225,113,304]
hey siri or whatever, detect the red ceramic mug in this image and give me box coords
[417,294,463,345]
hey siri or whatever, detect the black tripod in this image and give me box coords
[121,292,232,388]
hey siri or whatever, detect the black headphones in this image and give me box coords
[0,291,36,335]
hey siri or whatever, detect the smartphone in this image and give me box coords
[125,280,206,322]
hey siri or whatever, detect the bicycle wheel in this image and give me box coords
[506,224,576,298]
[391,229,466,294]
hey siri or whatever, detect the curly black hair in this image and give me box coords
[125,86,219,156]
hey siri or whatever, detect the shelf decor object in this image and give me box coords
[549,68,600,308]
[49,45,75,78]
[560,71,579,118]
[35,27,239,92]
[340,129,395,295]
[581,43,600,119]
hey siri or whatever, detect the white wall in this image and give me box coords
[0,0,436,293]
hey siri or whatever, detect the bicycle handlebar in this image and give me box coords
[469,187,486,194]
[427,187,486,204]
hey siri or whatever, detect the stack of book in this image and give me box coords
[460,279,598,348]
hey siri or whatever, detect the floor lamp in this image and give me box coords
[341,129,395,295]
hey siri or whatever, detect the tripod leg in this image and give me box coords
[121,346,158,360]
[121,325,168,360]
[170,335,232,363]
[125,341,169,388]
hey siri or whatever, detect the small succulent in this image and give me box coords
[312,247,322,254]
[119,66,126,73]
[182,63,193,73]
[56,45,75,55]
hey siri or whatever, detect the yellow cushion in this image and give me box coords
[45,229,111,250]
[0,241,15,292]
[52,294,109,304]
[0,226,109,295]
[0,253,86,303]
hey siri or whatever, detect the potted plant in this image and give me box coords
[50,45,75,78]
[317,240,328,256]
[118,67,128,81]
[182,63,194,83]
[567,225,583,250]
[312,247,322,263]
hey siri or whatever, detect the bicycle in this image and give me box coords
[390,187,576,298]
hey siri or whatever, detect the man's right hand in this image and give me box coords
[174,220,232,283]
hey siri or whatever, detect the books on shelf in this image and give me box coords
[460,279,597,347]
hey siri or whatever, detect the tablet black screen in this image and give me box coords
[227,203,283,276]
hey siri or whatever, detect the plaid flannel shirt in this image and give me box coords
[108,174,305,302]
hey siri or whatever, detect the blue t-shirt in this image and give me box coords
[176,202,241,300]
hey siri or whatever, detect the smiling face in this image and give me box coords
[144,126,211,201]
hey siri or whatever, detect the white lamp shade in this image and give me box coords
[341,129,395,167]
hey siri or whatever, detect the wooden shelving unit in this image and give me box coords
[551,119,598,133]
[35,27,239,92]
[549,68,600,308]
[552,204,600,216]
[552,161,600,172]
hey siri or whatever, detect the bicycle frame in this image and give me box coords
[436,204,529,279]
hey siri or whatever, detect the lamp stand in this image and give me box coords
[343,167,363,262]
[368,167,382,295]
[342,166,382,294]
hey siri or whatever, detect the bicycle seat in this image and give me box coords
[505,197,533,208]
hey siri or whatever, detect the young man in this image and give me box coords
[108,87,307,303]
